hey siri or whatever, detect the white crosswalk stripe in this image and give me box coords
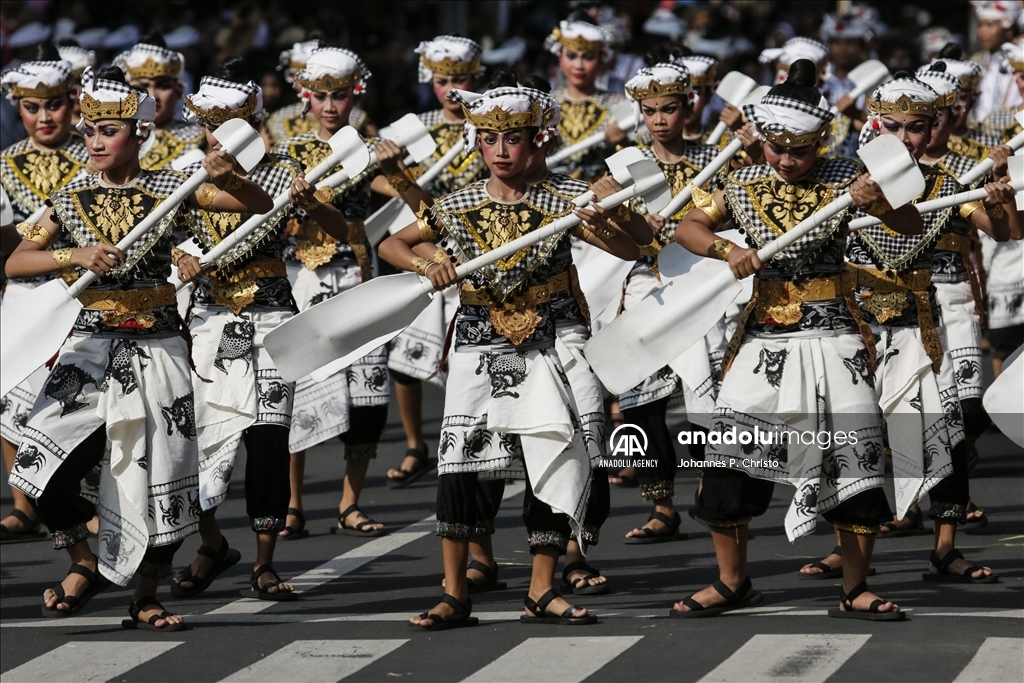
[953,637,1024,683]
[218,639,408,683]
[698,634,872,683]
[461,636,643,683]
[1,641,182,683]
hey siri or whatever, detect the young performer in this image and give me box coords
[273,46,388,539]
[56,41,96,127]
[617,59,751,544]
[114,33,204,171]
[1,51,90,543]
[264,39,375,148]
[547,18,628,182]
[819,9,877,158]
[171,58,341,600]
[969,1,1023,123]
[382,35,487,488]
[5,66,272,629]
[849,74,1012,583]
[674,60,914,620]
[381,83,640,629]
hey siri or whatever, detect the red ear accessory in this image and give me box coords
[353,83,365,95]
[871,119,880,130]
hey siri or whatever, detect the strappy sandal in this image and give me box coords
[669,576,763,619]
[467,559,507,594]
[243,564,298,601]
[964,501,988,528]
[521,588,597,625]
[799,545,877,580]
[121,597,188,631]
[625,510,687,545]
[279,507,310,541]
[41,560,112,618]
[411,594,479,631]
[828,581,905,621]
[0,509,48,544]
[923,549,999,584]
[330,504,386,537]
[387,447,436,489]
[562,560,611,595]
[878,506,929,538]
[171,536,241,598]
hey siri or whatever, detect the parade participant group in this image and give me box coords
[0,0,1021,633]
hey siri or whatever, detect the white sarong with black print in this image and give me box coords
[287,261,390,452]
[934,281,984,401]
[189,305,293,510]
[386,286,457,386]
[438,348,591,542]
[10,335,199,586]
[706,332,889,541]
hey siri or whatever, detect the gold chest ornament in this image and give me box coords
[558,98,608,142]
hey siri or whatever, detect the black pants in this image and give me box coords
[693,466,891,529]
[927,440,970,523]
[437,470,574,554]
[34,427,184,577]
[621,396,677,501]
[339,404,388,460]
[582,468,610,546]
[243,424,291,532]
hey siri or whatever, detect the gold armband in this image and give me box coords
[865,196,894,218]
[984,201,1006,220]
[411,256,432,276]
[432,247,449,264]
[16,222,54,248]
[52,247,73,269]
[594,222,616,240]
[219,173,245,192]
[170,246,189,265]
[416,201,439,241]
[297,193,322,214]
[313,186,335,204]
[574,223,593,241]
[959,200,984,219]
[693,186,724,226]
[197,183,220,210]
[386,171,412,194]
[713,239,736,261]
[611,204,632,224]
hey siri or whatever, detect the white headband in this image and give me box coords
[744,93,833,147]
[1,60,74,101]
[415,35,483,83]
[57,45,95,77]
[760,38,831,84]
[972,0,1022,28]
[549,20,613,61]
[184,76,267,125]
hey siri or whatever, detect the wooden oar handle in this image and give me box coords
[657,138,743,219]
[957,129,1024,186]
[846,180,1019,232]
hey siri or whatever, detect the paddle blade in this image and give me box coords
[0,279,83,397]
[212,119,265,173]
[857,135,924,207]
[365,198,411,245]
[264,272,433,382]
[585,262,742,394]
[605,147,646,186]
[847,59,890,92]
[983,344,1023,448]
[384,113,436,163]
[1008,154,1023,210]
[170,148,206,172]
[610,99,638,131]
[717,71,759,106]
[1,186,11,226]
[627,159,672,214]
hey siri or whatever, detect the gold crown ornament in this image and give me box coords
[299,70,362,93]
[866,93,939,118]
[421,54,481,77]
[80,90,139,120]
[7,79,74,100]
[689,67,717,88]
[125,56,181,81]
[552,27,605,54]
[759,122,831,147]
[626,79,690,101]
[463,100,542,131]
[184,90,259,125]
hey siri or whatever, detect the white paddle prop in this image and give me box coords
[266,159,671,382]
[546,100,638,167]
[705,71,759,145]
[0,119,264,397]
[365,139,468,244]
[170,147,208,172]
[1,187,12,226]
[584,134,925,394]
[848,155,1024,231]
[956,111,1024,186]
[983,343,1024,448]
[829,60,891,115]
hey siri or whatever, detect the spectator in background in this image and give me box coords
[819,8,877,158]
[970,0,1023,122]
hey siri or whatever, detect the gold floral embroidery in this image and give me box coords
[289,139,330,173]
[430,122,476,177]
[83,189,148,242]
[283,113,317,139]
[293,219,338,270]
[558,98,608,142]
[658,157,702,225]
[489,306,542,346]
[140,129,188,171]
[461,205,533,271]
[746,177,833,236]
[7,148,83,201]
[878,172,944,238]
[947,135,989,162]
[201,209,242,243]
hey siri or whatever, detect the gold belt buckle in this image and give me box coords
[754,281,803,326]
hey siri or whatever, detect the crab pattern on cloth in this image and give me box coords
[10,335,199,585]
[706,332,889,541]
[980,231,1024,329]
[549,88,626,182]
[438,347,592,544]
[187,306,294,510]
[139,121,204,171]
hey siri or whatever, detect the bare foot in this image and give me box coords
[410,598,457,628]
[625,506,675,539]
[387,446,426,480]
[607,466,635,485]
[565,566,608,590]
[672,578,748,613]
[0,509,38,533]
[135,602,186,628]
[174,551,217,590]
[277,510,304,538]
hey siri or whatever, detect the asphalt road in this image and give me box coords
[1,380,1022,683]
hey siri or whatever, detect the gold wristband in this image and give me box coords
[197,183,220,211]
[713,239,736,261]
[219,173,245,192]
[595,223,616,240]
[52,247,73,269]
[432,247,449,264]
[865,196,894,218]
[984,201,1006,220]
[170,246,188,265]
[314,186,335,204]
[386,171,412,193]
[411,256,431,276]
[297,194,322,213]
[959,200,985,219]
[16,222,54,248]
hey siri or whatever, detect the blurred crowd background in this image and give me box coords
[0,0,999,144]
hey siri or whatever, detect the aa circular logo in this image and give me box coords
[609,424,648,457]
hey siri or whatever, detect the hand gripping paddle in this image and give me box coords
[0,119,265,397]
[584,134,926,394]
[830,60,891,115]
[265,157,672,383]
[957,111,1024,187]
[705,71,760,146]
[545,100,639,167]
